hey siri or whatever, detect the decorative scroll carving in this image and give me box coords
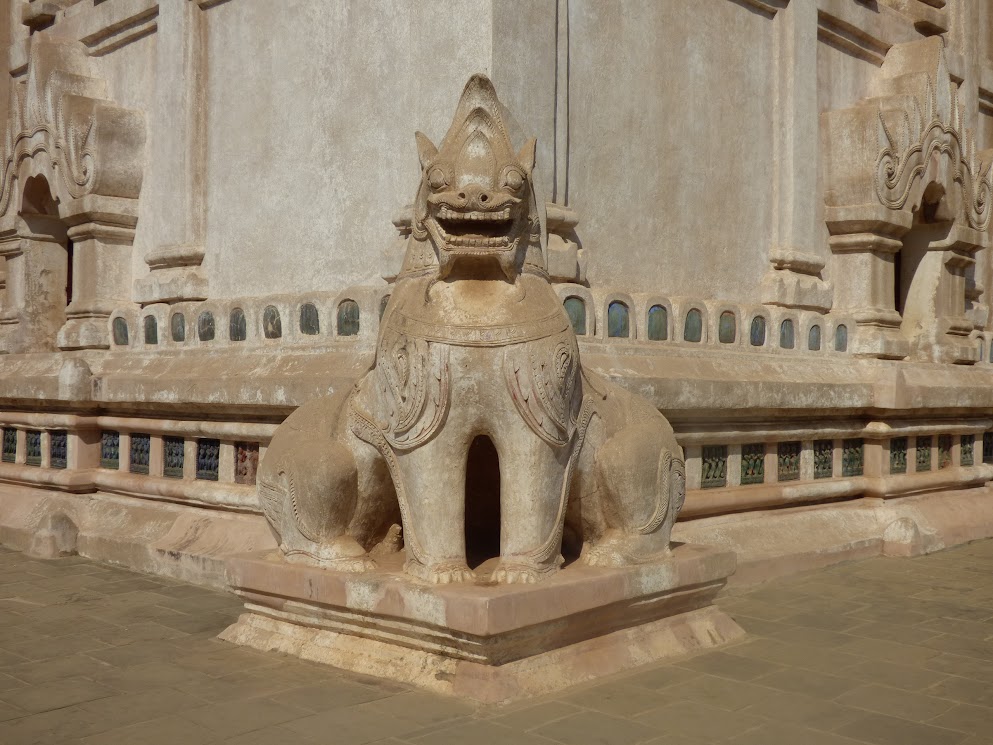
[875,70,992,231]
[825,37,993,230]
[504,329,581,447]
[374,328,450,451]
[0,37,145,218]
[822,37,993,362]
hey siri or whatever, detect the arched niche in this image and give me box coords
[0,37,145,353]
[823,37,992,363]
[0,174,71,353]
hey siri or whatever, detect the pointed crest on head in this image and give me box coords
[411,75,539,279]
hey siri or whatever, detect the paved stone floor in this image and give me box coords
[0,542,991,745]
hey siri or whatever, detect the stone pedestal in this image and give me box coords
[220,542,742,704]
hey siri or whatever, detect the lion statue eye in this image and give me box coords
[503,168,525,192]
[427,167,448,190]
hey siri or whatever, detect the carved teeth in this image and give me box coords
[437,207,511,221]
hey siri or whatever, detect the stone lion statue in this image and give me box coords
[258,75,685,584]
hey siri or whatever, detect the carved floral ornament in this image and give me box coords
[0,36,144,220]
[825,37,993,236]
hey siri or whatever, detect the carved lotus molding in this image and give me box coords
[0,37,145,219]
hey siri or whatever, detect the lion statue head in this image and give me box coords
[411,75,541,281]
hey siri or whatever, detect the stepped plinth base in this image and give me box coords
[219,543,743,704]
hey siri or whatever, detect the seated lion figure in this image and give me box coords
[258,75,685,584]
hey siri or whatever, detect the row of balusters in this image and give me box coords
[699,434,983,489]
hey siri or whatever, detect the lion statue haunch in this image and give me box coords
[258,75,685,584]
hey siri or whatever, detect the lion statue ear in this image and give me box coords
[518,138,537,173]
[415,131,439,169]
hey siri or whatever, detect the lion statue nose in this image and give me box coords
[456,184,494,211]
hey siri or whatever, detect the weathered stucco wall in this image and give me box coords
[568,0,775,304]
[202,0,497,299]
[95,33,158,279]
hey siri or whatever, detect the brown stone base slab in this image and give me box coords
[676,484,993,587]
[220,605,744,704]
[0,483,276,587]
[219,543,741,703]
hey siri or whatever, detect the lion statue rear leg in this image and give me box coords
[258,389,398,572]
[577,377,686,567]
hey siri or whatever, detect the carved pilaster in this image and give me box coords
[827,214,910,359]
[0,215,69,354]
[761,0,833,313]
[0,228,21,353]
[133,0,208,304]
[133,244,208,305]
[57,209,137,350]
[545,204,584,284]
[925,225,987,364]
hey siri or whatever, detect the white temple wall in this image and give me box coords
[202,0,497,299]
[568,0,775,303]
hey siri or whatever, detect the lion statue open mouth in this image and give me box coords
[412,79,539,278]
[257,75,686,585]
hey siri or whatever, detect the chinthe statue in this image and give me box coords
[258,75,685,584]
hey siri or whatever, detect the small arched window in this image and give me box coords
[647,305,668,341]
[607,301,630,338]
[780,319,795,349]
[835,324,848,352]
[718,311,736,344]
[338,300,360,336]
[198,311,215,342]
[564,297,587,336]
[981,342,986,362]
[299,303,319,335]
[263,306,281,339]
[143,315,158,345]
[750,316,766,347]
[171,313,185,342]
[112,317,129,346]
[684,308,702,343]
[230,308,247,341]
[808,325,821,351]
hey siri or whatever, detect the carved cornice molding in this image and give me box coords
[732,0,788,18]
[0,37,146,220]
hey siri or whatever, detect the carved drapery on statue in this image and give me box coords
[823,37,993,362]
[0,37,145,353]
